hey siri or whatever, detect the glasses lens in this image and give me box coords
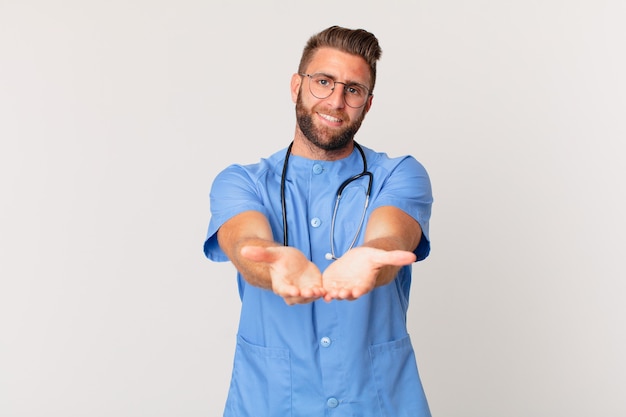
[308,74,334,99]
[307,74,369,108]
[343,84,368,108]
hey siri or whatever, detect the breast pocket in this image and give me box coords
[225,334,292,417]
[368,335,431,417]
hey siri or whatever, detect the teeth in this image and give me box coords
[320,113,341,122]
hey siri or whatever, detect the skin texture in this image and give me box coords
[216,47,423,305]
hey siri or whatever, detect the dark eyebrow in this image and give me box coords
[315,72,370,90]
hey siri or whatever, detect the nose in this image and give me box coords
[326,82,347,108]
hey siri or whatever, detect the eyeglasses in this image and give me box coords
[300,73,371,108]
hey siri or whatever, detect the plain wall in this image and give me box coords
[1,1,625,416]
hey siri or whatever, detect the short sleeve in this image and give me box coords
[203,164,271,262]
[370,156,433,261]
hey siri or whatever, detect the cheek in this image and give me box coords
[350,108,367,123]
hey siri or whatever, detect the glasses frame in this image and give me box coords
[300,73,372,108]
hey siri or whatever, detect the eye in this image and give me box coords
[346,85,365,97]
[314,75,333,88]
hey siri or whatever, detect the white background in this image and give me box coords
[1,1,625,416]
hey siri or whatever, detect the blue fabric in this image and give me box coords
[204,145,433,417]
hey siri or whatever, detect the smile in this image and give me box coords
[318,113,343,123]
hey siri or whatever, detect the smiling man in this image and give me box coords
[203,26,434,417]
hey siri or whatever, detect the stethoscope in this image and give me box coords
[280,141,373,260]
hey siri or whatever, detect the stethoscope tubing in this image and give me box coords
[280,141,372,259]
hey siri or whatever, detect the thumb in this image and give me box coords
[374,250,416,266]
[240,245,279,263]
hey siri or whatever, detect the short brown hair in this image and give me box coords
[298,26,382,93]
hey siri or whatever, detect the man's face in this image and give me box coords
[292,47,373,151]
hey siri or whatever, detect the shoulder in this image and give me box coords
[212,147,289,187]
[360,145,429,178]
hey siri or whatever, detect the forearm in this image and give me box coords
[362,206,423,287]
[361,237,413,287]
[216,211,279,290]
[227,237,280,290]
[217,211,326,304]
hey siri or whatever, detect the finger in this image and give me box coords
[323,286,340,302]
[272,280,300,297]
[348,286,365,300]
[300,286,326,298]
[283,295,306,306]
[277,284,326,304]
[324,286,349,301]
[339,287,360,300]
[283,294,322,305]
[324,290,356,302]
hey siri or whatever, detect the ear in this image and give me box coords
[290,73,302,103]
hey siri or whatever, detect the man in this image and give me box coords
[204,25,433,417]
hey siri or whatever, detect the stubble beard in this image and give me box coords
[295,93,365,152]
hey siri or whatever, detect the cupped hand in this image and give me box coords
[322,247,416,302]
[241,245,326,305]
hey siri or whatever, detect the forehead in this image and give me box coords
[305,47,371,85]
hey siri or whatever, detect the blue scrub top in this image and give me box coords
[204,144,433,417]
